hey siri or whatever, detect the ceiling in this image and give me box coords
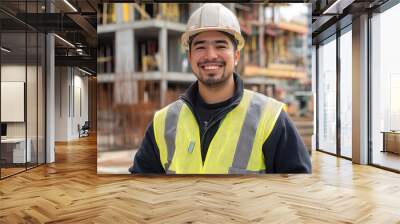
[311,0,390,43]
[0,0,97,73]
[1,0,395,73]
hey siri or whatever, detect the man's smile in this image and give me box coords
[198,61,225,71]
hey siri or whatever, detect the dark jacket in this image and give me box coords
[130,73,311,174]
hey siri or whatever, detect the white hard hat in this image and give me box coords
[181,3,245,51]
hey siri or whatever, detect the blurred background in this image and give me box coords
[97,3,312,174]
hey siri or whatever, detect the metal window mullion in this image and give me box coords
[68,78,70,117]
[316,44,320,151]
[44,39,47,164]
[0,29,2,179]
[25,0,28,171]
[73,68,75,118]
[336,26,341,157]
[367,11,373,165]
[36,3,39,167]
[44,31,47,164]
[60,66,62,117]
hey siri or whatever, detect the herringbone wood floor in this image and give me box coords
[1,135,400,224]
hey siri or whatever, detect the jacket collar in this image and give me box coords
[180,72,244,108]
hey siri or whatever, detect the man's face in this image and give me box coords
[188,31,240,87]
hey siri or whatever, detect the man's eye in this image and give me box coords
[195,46,205,50]
[216,45,227,49]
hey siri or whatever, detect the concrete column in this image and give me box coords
[352,14,369,164]
[159,27,167,106]
[44,0,55,163]
[46,33,55,163]
[259,5,265,67]
[307,5,313,80]
[106,45,112,72]
[115,3,137,104]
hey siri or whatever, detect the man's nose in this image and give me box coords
[204,46,218,60]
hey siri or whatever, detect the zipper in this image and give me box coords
[180,96,240,160]
[200,110,226,146]
[203,121,208,129]
[181,97,233,148]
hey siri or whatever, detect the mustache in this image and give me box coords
[198,60,226,67]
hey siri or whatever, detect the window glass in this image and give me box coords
[371,3,400,171]
[340,29,352,158]
[318,37,337,154]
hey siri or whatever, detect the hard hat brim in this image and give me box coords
[181,27,245,51]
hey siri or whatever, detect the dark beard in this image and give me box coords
[196,66,230,88]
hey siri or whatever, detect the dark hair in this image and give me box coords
[188,31,238,52]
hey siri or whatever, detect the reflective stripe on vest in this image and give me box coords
[164,100,184,173]
[153,89,284,174]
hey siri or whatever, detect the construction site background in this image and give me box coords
[96,3,313,173]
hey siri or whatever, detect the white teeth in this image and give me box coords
[204,66,219,70]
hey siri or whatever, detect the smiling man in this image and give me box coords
[129,3,311,174]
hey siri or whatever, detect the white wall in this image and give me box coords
[55,67,69,141]
[55,67,89,141]
[71,72,89,138]
[1,65,26,81]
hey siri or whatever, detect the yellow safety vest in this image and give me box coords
[153,89,284,174]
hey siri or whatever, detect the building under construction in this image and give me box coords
[97,3,311,152]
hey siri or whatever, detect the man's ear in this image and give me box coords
[234,50,240,66]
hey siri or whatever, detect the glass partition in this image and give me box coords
[339,28,352,158]
[371,3,400,171]
[27,31,38,169]
[1,30,28,177]
[0,0,46,179]
[317,36,337,154]
[38,32,45,165]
